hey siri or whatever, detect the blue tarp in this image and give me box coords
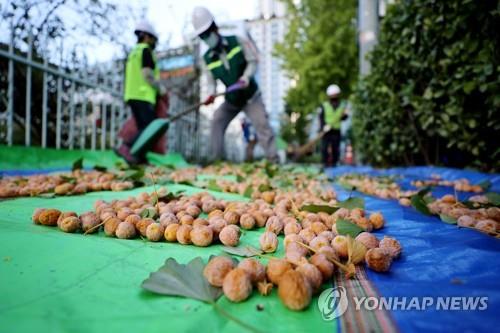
[328,166,500,332]
[1,168,71,177]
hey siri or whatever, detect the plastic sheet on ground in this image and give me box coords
[0,185,333,333]
[0,145,190,176]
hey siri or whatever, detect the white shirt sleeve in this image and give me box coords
[237,35,259,81]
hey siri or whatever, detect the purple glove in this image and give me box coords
[227,80,246,93]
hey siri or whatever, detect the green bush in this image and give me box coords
[352,0,500,171]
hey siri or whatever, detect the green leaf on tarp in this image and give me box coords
[140,207,157,219]
[72,158,83,171]
[477,179,491,191]
[221,245,263,257]
[336,219,364,238]
[241,164,255,174]
[485,192,500,206]
[337,197,365,210]
[37,192,56,198]
[258,184,273,192]
[439,214,457,224]
[423,195,435,204]
[141,257,223,303]
[158,190,184,203]
[277,178,294,188]
[161,164,177,170]
[243,186,253,198]
[115,160,128,170]
[93,165,107,172]
[236,174,245,182]
[121,167,145,181]
[13,178,28,186]
[411,194,432,215]
[178,180,194,186]
[264,161,277,178]
[301,204,338,214]
[60,175,77,184]
[207,179,221,192]
[416,186,432,196]
[338,181,356,191]
[461,200,477,209]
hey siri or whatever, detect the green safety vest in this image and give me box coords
[323,100,346,130]
[124,43,160,104]
[203,36,258,108]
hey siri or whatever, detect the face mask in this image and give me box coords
[203,32,219,49]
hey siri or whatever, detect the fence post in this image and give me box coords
[25,25,33,146]
[69,79,76,149]
[91,70,97,150]
[56,39,63,149]
[7,19,14,146]
[41,56,48,148]
[110,63,117,147]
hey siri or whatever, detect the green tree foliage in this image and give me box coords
[275,0,358,144]
[352,0,500,171]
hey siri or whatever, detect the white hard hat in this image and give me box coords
[192,6,215,36]
[326,84,341,97]
[134,20,158,39]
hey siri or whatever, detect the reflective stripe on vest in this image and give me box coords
[123,43,159,104]
[203,36,257,108]
[206,45,242,70]
[323,101,345,130]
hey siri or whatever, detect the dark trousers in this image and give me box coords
[321,129,341,167]
[126,100,156,147]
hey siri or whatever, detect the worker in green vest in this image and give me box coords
[319,84,349,167]
[116,20,167,164]
[191,6,278,162]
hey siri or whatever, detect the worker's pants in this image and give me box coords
[321,129,341,167]
[211,93,278,161]
[126,100,156,147]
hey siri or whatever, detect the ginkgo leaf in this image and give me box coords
[221,245,263,257]
[243,186,253,198]
[485,192,500,206]
[72,158,83,171]
[140,207,157,219]
[411,194,431,215]
[439,214,457,224]
[141,257,223,303]
[338,197,365,210]
[207,179,222,192]
[300,204,338,214]
[336,219,364,238]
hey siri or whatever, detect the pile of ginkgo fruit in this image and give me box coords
[32,181,402,311]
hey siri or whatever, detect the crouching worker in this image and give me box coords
[192,6,278,162]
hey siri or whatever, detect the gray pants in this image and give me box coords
[211,93,278,161]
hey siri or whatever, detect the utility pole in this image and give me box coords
[358,0,379,76]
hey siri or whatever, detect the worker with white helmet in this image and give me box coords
[116,20,167,164]
[318,84,349,167]
[192,6,278,162]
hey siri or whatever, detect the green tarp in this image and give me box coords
[0,145,122,171]
[0,145,190,171]
[0,184,334,333]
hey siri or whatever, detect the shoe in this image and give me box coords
[114,145,139,165]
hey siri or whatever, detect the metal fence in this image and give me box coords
[156,46,201,162]
[0,25,128,151]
